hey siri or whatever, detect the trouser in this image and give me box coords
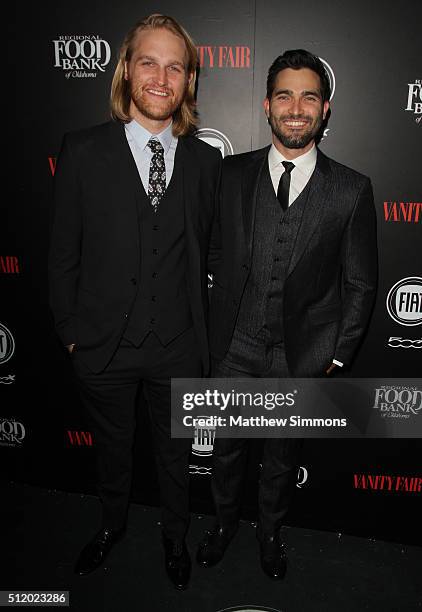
[211,327,302,540]
[72,327,202,541]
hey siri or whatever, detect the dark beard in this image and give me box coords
[269,113,323,149]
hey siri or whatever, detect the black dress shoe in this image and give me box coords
[74,527,125,576]
[259,534,287,580]
[196,525,237,567]
[162,535,191,590]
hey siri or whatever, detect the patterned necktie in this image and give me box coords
[277,161,295,211]
[147,139,166,212]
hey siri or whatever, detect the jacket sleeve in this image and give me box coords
[334,178,378,365]
[48,134,82,346]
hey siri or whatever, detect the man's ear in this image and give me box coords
[323,100,330,120]
[263,97,270,120]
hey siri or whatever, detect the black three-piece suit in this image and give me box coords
[49,120,221,539]
[208,145,377,537]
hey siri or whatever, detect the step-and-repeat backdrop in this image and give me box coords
[3,0,421,543]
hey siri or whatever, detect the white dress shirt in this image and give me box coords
[268,143,317,206]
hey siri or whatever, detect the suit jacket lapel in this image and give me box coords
[103,121,144,195]
[286,149,331,277]
[241,147,270,254]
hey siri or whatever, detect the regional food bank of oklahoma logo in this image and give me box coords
[196,128,234,157]
[372,386,422,419]
[386,277,422,326]
[52,35,111,78]
[0,323,15,365]
[405,80,422,123]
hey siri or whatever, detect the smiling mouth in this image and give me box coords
[145,88,170,98]
[283,120,308,128]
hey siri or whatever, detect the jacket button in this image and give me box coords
[242,264,248,270]
[130,278,137,285]
[124,313,128,318]
[150,318,156,324]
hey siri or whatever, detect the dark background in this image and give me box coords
[2,0,421,545]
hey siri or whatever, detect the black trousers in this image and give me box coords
[211,327,302,540]
[72,327,201,541]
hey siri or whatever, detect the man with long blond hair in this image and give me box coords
[49,14,221,589]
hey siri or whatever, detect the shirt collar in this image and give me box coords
[268,142,317,175]
[125,119,174,155]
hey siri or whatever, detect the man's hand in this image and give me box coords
[66,344,76,354]
[325,362,337,376]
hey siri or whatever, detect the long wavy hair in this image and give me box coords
[110,14,198,136]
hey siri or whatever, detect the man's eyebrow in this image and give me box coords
[273,88,322,98]
[136,54,185,67]
[302,89,322,98]
[273,88,293,96]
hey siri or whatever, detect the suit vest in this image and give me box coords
[236,160,311,342]
[124,146,192,346]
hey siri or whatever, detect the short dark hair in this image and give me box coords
[266,49,331,102]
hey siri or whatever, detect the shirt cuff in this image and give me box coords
[332,359,343,367]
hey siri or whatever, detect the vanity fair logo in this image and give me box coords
[0,417,26,447]
[383,201,421,223]
[52,35,111,78]
[405,80,422,123]
[353,473,422,493]
[196,45,251,68]
[0,323,15,365]
[66,430,93,447]
[196,128,234,158]
[386,277,422,326]
[48,157,57,177]
[0,257,20,274]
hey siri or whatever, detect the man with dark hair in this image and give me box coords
[198,49,377,579]
[49,15,221,590]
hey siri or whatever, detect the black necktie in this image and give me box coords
[277,161,295,211]
[147,139,166,213]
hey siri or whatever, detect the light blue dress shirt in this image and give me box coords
[124,119,178,193]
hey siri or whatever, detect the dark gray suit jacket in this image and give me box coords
[208,146,377,376]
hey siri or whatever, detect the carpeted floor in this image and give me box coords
[3,481,421,612]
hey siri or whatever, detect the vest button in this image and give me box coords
[130,278,137,285]
[151,296,156,301]
[153,248,158,255]
[153,225,159,231]
[152,272,157,279]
